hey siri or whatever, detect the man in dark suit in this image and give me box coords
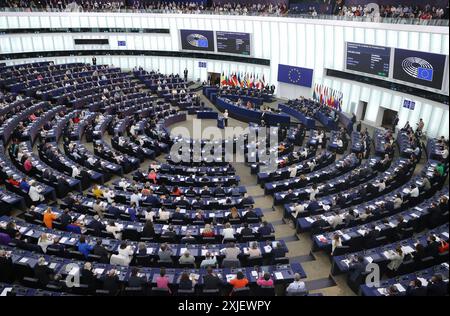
[128,267,147,289]
[427,274,447,296]
[176,196,190,208]
[58,209,73,230]
[192,197,204,209]
[425,235,440,258]
[240,194,253,206]
[239,223,254,237]
[307,200,321,212]
[364,225,380,249]
[102,269,120,295]
[34,257,53,287]
[243,207,258,222]
[162,225,177,240]
[258,221,272,236]
[395,216,408,240]
[93,240,109,263]
[157,184,170,196]
[406,279,427,296]
[428,202,443,228]
[203,266,223,291]
[284,190,296,203]
[171,208,187,221]
[201,187,211,196]
[213,186,225,196]
[183,68,188,82]
[185,186,196,196]
[11,232,28,250]
[271,242,287,262]
[80,262,97,291]
[87,215,106,236]
[0,249,14,283]
[108,202,121,219]
[145,191,160,207]
[347,256,366,286]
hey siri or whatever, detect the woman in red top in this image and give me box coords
[172,186,182,196]
[7,177,20,187]
[148,169,157,184]
[201,224,215,237]
[23,158,33,173]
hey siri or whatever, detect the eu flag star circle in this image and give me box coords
[288,68,302,83]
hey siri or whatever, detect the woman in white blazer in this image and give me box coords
[387,246,405,272]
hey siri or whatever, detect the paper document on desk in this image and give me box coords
[274,272,284,280]
[94,268,105,275]
[190,273,200,281]
[357,229,367,236]
[377,288,388,296]
[264,245,272,253]
[394,283,406,292]
[365,257,373,263]
[382,251,394,259]
[0,288,12,297]
[19,258,28,263]
[417,277,428,286]
[226,274,236,282]
[342,234,351,241]
[401,246,415,254]
[251,271,258,277]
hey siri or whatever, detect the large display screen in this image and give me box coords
[393,48,447,90]
[216,31,251,56]
[180,29,214,52]
[346,42,391,77]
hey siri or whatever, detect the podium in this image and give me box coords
[217,117,225,129]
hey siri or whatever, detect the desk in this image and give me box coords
[197,111,218,119]
[216,97,290,126]
[360,263,449,296]
[279,103,315,129]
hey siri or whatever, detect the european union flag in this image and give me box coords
[198,39,209,48]
[417,67,433,81]
[277,64,313,87]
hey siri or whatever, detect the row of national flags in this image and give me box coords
[312,83,343,111]
[220,72,266,90]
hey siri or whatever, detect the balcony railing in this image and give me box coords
[0,7,448,27]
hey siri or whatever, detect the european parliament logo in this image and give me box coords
[417,67,433,81]
[401,57,434,82]
[187,33,209,48]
